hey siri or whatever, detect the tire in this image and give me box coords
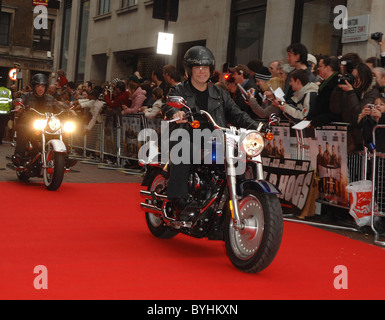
[145,174,178,239]
[43,151,66,191]
[224,190,283,273]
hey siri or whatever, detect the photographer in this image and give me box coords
[330,62,380,152]
[358,97,385,151]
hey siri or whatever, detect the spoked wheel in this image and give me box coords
[145,174,178,239]
[224,190,283,273]
[43,150,66,191]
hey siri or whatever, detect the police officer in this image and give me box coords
[12,73,63,166]
[162,46,263,220]
[0,79,12,144]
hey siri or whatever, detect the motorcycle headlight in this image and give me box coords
[240,131,265,157]
[33,119,47,131]
[63,121,76,133]
[48,117,61,132]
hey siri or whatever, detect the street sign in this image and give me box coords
[8,68,17,81]
[342,14,370,43]
[33,0,48,6]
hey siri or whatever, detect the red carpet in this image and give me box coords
[0,181,384,300]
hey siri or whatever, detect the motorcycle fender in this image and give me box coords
[237,179,281,196]
[47,139,67,153]
[141,166,163,187]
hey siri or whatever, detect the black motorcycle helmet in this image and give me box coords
[31,73,48,94]
[183,46,215,79]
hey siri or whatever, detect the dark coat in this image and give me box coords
[330,84,380,152]
[19,92,63,125]
[307,72,340,127]
[163,80,260,130]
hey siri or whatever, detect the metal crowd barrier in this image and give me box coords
[69,113,160,175]
[370,125,385,246]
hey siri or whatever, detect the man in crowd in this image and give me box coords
[284,43,317,100]
[229,64,258,119]
[307,56,341,126]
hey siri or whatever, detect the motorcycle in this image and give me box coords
[7,99,77,191]
[140,96,283,273]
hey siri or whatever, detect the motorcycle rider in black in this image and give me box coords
[162,46,264,220]
[12,74,64,167]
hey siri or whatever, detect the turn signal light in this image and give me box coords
[191,120,201,129]
[265,132,274,141]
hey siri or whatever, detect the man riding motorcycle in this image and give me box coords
[162,46,265,220]
[12,73,65,167]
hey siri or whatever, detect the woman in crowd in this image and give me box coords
[358,96,385,152]
[141,87,163,119]
[330,62,380,152]
[121,81,147,115]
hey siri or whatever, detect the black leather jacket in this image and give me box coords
[162,80,261,130]
[18,92,63,124]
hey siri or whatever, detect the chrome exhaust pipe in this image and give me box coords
[140,202,163,215]
[140,190,168,200]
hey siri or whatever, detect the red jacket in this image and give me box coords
[57,75,68,88]
[105,91,130,109]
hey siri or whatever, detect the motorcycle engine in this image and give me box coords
[188,167,219,205]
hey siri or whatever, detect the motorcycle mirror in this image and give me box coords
[167,96,186,109]
[269,113,280,126]
[13,98,24,106]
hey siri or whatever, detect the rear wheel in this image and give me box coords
[224,190,283,273]
[145,174,178,239]
[43,150,66,191]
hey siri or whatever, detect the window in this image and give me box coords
[98,0,111,15]
[76,0,90,82]
[228,0,267,66]
[0,12,11,46]
[293,0,347,56]
[121,0,138,8]
[60,0,73,70]
[33,19,54,51]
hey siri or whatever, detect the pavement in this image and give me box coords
[0,140,382,246]
[0,141,143,184]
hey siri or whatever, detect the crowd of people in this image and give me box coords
[1,38,385,155]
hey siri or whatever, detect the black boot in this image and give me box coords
[12,154,24,167]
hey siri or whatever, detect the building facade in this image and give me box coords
[59,0,385,85]
[1,0,385,87]
[0,0,60,88]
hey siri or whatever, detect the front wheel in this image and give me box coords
[224,190,283,273]
[43,151,66,191]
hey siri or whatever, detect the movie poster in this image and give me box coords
[263,157,314,216]
[309,124,349,207]
[262,122,291,159]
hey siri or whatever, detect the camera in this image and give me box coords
[371,32,383,42]
[340,59,354,74]
[337,73,355,86]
